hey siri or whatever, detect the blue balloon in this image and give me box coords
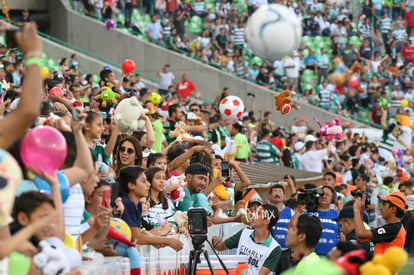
[16,180,38,197]
[34,170,70,203]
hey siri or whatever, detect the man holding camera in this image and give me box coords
[353,191,407,256]
[347,174,378,227]
[212,204,281,275]
[301,185,339,256]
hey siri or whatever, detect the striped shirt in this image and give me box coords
[256,140,280,164]
[232,27,245,46]
[193,1,205,12]
[319,88,331,109]
[380,17,392,34]
[235,60,248,76]
[63,184,85,239]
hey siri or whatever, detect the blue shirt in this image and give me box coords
[271,205,294,249]
[307,209,339,256]
[121,195,142,228]
[304,55,317,65]
[177,188,212,214]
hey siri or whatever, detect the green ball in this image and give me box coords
[9,252,30,275]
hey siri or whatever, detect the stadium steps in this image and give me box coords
[48,0,368,129]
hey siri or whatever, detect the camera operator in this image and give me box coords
[347,174,378,227]
[296,185,339,256]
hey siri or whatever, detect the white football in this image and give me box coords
[219,96,244,120]
[245,4,302,61]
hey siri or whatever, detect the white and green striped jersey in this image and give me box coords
[256,140,280,164]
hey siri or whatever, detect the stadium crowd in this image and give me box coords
[69,0,414,126]
[0,2,413,275]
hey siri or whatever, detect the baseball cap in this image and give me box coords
[185,163,209,176]
[103,64,112,71]
[378,191,407,211]
[248,193,263,206]
[294,141,305,152]
[186,112,197,120]
[404,107,411,112]
[333,206,354,221]
[304,134,317,143]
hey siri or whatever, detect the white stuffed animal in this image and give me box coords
[33,237,81,275]
[165,175,187,207]
[114,96,148,134]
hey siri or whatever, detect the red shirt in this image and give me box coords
[405,11,414,27]
[166,0,177,12]
[176,80,196,100]
[402,45,414,61]
[270,137,284,150]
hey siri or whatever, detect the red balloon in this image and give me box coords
[122,59,135,73]
[20,126,67,175]
[48,87,64,102]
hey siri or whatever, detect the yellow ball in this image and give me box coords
[40,67,49,79]
[63,232,76,249]
[110,217,132,241]
[148,92,161,105]
[401,99,408,107]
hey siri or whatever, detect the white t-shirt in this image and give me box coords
[298,149,328,173]
[63,184,85,239]
[284,57,298,78]
[159,71,175,90]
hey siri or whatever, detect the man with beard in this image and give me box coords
[268,183,295,273]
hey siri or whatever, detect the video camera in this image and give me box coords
[188,208,208,248]
[297,187,324,212]
[350,190,371,209]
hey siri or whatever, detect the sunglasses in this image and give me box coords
[120,146,135,154]
[190,109,199,112]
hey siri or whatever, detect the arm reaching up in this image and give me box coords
[0,23,43,149]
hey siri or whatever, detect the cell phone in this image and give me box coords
[221,161,230,178]
[165,64,170,67]
[5,26,22,48]
[71,108,80,121]
[102,189,111,207]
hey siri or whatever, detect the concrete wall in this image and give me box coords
[41,36,159,89]
[1,0,48,10]
[49,0,366,128]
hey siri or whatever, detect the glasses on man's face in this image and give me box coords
[271,190,284,195]
[120,146,135,154]
[190,109,199,112]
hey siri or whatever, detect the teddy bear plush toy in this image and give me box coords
[114,96,148,134]
[234,200,252,225]
[329,58,364,93]
[33,237,81,275]
[273,90,298,115]
[95,84,120,108]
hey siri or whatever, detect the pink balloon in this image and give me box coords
[20,126,67,175]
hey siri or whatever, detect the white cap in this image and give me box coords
[294,141,305,151]
[304,134,318,143]
[186,112,197,120]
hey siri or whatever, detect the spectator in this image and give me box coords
[175,73,198,101]
[353,191,407,255]
[284,52,299,89]
[256,129,281,164]
[303,13,319,36]
[17,9,32,27]
[145,14,163,42]
[157,64,176,96]
[299,138,332,173]
[286,215,323,272]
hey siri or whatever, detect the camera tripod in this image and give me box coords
[187,235,228,275]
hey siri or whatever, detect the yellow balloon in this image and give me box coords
[63,232,76,249]
[40,67,49,79]
[110,217,132,241]
[401,99,408,107]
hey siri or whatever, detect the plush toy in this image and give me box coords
[174,210,189,233]
[212,136,242,161]
[234,200,251,225]
[387,66,398,78]
[213,185,230,200]
[335,249,371,275]
[146,102,157,115]
[359,247,408,275]
[95,85,120,108]
[313,117,343,142]
[168,121,196,141]
[273,90,298,115]
[114,96,148,134]
[329,58,364,93]
[165,175,187,206]
[33,237,81,275]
